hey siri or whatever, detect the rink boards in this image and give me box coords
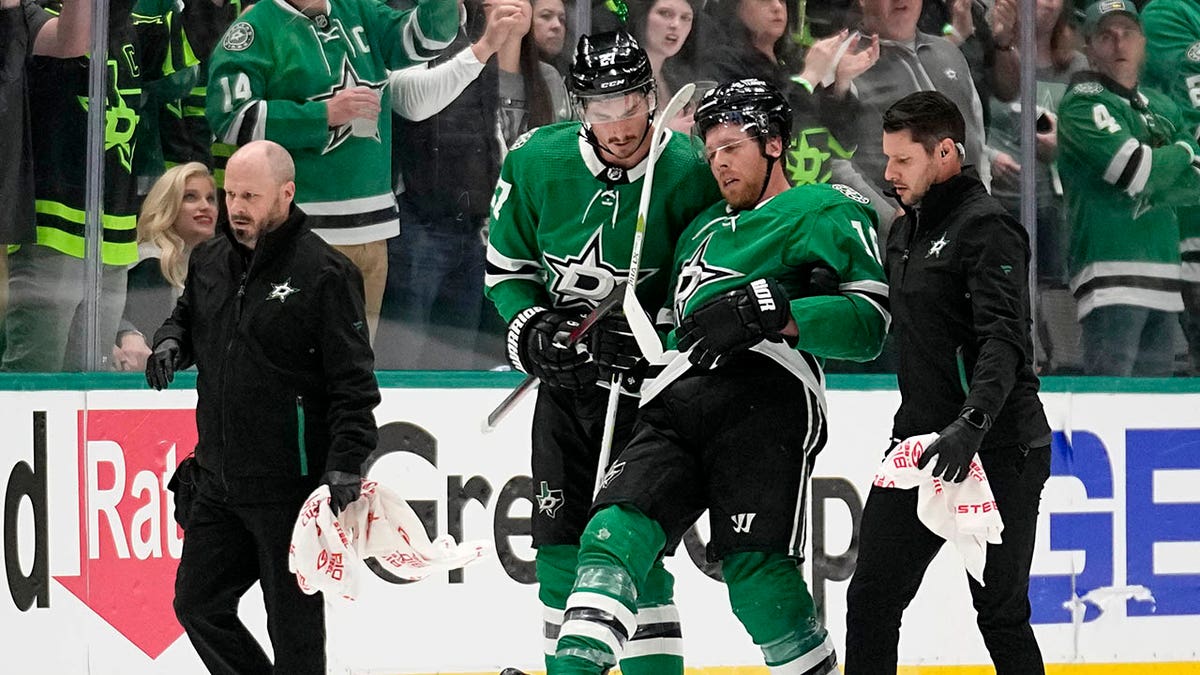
[0,373,1197,674]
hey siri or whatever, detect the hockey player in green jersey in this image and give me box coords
[486,31,720,675]
[206,0,458,340]
[548,78,889,675]
[1058,0,1200,375]
[1143,0,1200,373]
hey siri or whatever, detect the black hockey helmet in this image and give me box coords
[693,78,793,150]
[568,30,655,101]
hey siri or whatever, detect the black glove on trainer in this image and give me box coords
[676,278,791,369]
[918,417,987,483]
[146,338,183,390]
[321,470,361,515]
[507,306,598,389]
[590,315,647,389]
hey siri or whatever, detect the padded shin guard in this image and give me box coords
[552,505,668,675]
[538,545,580,667]
[619,560,683,675]
[723,551,838,674]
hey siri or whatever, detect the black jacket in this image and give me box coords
[886,171,1049,449]
[154,205,381,503]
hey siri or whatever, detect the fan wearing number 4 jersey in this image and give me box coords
[485,31,719,675]
[1057,0,1200,375]
[547,79,888,675]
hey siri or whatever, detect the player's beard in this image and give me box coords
[720,167,768,210]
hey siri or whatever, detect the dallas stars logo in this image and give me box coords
[308,58,387,154]
[674,230,742,318]
[267,279,300,303]
[543,228,656,307]
[537,481,564,518]
[927,234,950,258]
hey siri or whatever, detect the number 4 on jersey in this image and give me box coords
[1093,103,1122,133]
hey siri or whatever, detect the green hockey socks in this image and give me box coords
[723,551,838,674]
[551,505,673,675]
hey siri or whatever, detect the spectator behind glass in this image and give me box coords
[1057,0,1200,376]
[113,163,217,372]
[915,0,1022,120]
[379,0,569,370]
[0,0,89,325]
[531,0,569,73]
[827,0,990,238]
[1143,0,1200,375]
[205,0,460,344]
[986,0,1086,373]
[4,0,180,373]
[163,0,256,177]
[627,0,696,97]
[702,0,881,197]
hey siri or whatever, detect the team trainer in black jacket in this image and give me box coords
[844,92,1052,675]
[146,140,381,674]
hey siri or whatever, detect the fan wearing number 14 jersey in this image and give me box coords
[547,79,888,675]
[484,31,719,675]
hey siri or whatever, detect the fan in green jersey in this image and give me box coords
[548,78,888,675]
[1058,0,1200,375]
[1142,0,1200,374]
[488,31,721,675]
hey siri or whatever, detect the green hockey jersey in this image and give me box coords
[1057,73,1200,316]
[485,123,722,324]
[1143,0,1200,281]
[207,0,458,244]
[647,183,889,404]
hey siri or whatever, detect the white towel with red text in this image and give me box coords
[289,479,490,600]
[873,433,1004,584]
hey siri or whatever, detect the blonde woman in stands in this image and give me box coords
[112,162,216,371]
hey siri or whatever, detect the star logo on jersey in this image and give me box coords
[600,460,626,489]
[222,22,254,51]
[945,68,957,81]
[267,279,300,303]
[308,58,387,154]
[927,234,949,258]
[537,481,565,518]
[673,230,742,318]
[78,60,139,173]
[543,228,656,307]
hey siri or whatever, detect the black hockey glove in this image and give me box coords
[918,417,987,483]
[320,470,361,515]
[145,338,183,391]
[676,278,791,369]
[590,315,648,390]
[507,306,598,389]
[800,262,841,296]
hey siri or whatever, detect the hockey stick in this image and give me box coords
[620,82,697,365]
[482,284,626,433]
[593,83,698,496]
